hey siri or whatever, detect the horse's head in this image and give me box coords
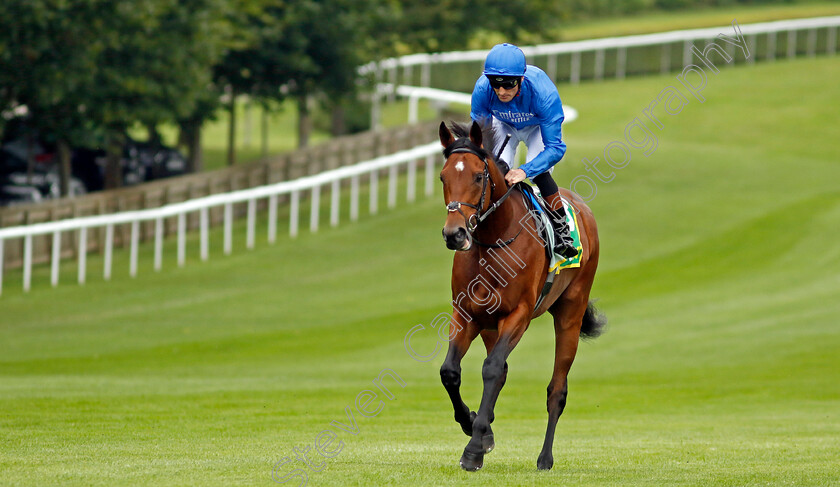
[438,121,496,251]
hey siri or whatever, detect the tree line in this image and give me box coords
[0,0,787,194]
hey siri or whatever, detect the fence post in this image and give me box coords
[570,52,581,84]
[370,170,379,215]
[403,64,412,87]
[154,218,163,271]
[331,180,340,227]
[104,224,113,281]
[807,27,817,57]
[290,190,300,237]
[387,66,398,102]
[546,54,557,83]
[767,31,777,61]
[24,235,32,292]
[224,202,233,252]
[388,165,398,209]
[51,231,61,287]
[421,62,431,87]
[130,221,139,277]
[425,154,435,197]
[350,175,360,222]
[200,207,209,260]
[660,43,671,74]
[78,227,87,284]
[787,29,797,59]
[594,49,605,81]
[268,194,278,243]
[616,47,627,79]
[247,199,256,249]
[829,26,837,55]
[177,212,186,267]
[408,94,419,124]
[682,40,692,66]
[0,238,4,295]
[310,185,321,233]
[407,159,417,202]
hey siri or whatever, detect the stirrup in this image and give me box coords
[554,239,578,259]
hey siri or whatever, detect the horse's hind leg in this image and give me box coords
[536,295,588,470]
[440,319,481,436]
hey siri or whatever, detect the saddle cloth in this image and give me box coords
[520,187,583,273]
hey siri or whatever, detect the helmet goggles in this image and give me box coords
[486,75,520,90]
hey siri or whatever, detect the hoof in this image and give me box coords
[482,433,495,454]
[459,411,477,436]
[536,454,554,470]
[459,449,484,471]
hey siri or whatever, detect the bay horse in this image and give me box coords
[438,120,606,471]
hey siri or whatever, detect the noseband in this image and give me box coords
[443,137,521,248]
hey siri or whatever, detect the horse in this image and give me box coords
[437,120,606,471]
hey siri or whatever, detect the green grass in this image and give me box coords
[555,1,840,41]
[2,56,840,485]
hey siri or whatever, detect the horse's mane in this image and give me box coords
[446,120,510,174]
[447,120,498,162]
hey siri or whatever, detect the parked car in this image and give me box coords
[0,137,88,204]
[125,138,188,181]
[79,137,188,189]
[0,129,188,206]
[0,183,42,206]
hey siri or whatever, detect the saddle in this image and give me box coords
[515,184,583,311]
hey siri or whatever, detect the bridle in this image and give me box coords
[443,135,521,248]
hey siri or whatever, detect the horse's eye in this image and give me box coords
[439,174,444,182]
[474,173,484,184]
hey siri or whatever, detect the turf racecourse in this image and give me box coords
[2,56,839,486]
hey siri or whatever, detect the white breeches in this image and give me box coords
[490,118,548,171]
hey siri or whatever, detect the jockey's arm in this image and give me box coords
[519,92,567,179]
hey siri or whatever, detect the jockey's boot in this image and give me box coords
[543,192,578,259]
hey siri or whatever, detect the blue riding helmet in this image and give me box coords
[483,43,526,77]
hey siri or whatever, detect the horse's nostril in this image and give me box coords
[443,227,465,239]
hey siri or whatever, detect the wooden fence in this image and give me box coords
[0,122,440,270]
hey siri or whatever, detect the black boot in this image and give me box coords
[545,205,578,259]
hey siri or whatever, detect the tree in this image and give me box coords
[214,0,380,156]
[0,0,235,191]
[365,1,565,56]
[82,0,233,186]
[0,0,107,194]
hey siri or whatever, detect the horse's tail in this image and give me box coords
[580,300,607,339]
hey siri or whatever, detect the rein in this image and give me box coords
[444,135,522,249]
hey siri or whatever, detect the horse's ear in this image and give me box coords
[469,121,483,148]
[439,121,455,148]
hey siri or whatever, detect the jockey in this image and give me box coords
[471,43,577,259]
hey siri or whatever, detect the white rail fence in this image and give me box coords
[376,85,579,125]
[0,141,441,295]
[361,16,840,78]
[363,16,840,127]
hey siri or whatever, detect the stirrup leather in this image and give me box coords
[545,206,578,258]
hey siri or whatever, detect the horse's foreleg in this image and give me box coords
[537,298,587,471]
[440,319,481,436]
[479,329,508,426]
[460,306,530,471]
